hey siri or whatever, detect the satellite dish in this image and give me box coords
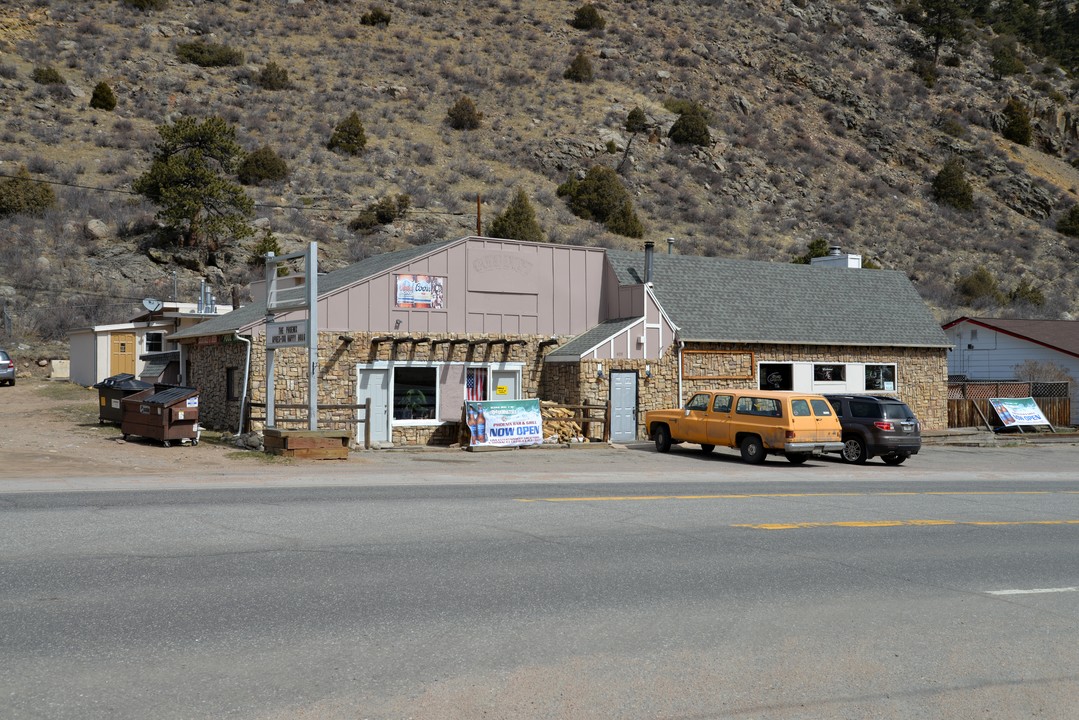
[142,298,164,313]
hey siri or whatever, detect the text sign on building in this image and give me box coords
[395,274,446,309]
[265,320,308,349]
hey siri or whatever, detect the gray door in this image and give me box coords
[490,369,519,400]
[356,367,390,445]
[610,370,639,443]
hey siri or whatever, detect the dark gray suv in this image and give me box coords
[824,395,921,465]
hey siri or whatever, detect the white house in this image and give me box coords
[68,299,233,387]
[942,316,1078,423]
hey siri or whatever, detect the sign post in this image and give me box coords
[264,242,318,430]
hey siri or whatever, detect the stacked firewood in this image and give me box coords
[540,401,588,443]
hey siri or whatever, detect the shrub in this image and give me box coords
[348,194,411,232]
[0,166,57,218]
[564,51,594,82]
[1057,204,1079,238]
[251,229,289,276]
[255,62,292,90]
[625,107,648,133]
[1001,97,1032,146]
[327,111,367,155]
[912,58,937,88]
[31,66,64,85]
[360,6,392,27]
[238,145,289,185]
[990,37,1025,78]
[1008,278,1045,307]
[571,4,606,30]
[662,98,711,123]
[791,237,831,264]
[175,40,244,68]
[931,157,973,210]
[488,188,544,242]
[123,0,168,9]
[557,165,644,238]
[668,110,710,146]
[937,113,966,138]
[955,267,1004,305]
[89,81,117,110]
[446,96,482,130]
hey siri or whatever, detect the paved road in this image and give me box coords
[2,446,1078,719]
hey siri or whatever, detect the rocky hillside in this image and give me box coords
[1,0,1078,352]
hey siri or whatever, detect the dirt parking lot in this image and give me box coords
[0,379,251,479]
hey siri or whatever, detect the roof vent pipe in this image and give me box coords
[828,245,842,256]
[644,241,654,284]
[667,237,675,254]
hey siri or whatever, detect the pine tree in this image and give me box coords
[89,81,117,110]
[327,111,367,155]
[1057,204,1079,238]
[133,116,254,249]
[931,157,974,210]
[488,189,544,242]
[1001,97,1033,145]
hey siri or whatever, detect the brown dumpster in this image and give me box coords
[120,384,201,447]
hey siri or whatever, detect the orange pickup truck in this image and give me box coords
[644,389,843,464]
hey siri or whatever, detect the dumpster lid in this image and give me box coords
[93,373,154,391]
[141,385,199,406]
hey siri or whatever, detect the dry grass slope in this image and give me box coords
[0,0,1077,345]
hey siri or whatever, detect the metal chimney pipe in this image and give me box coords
[828,245,842,256]
[644,241,655,284]
[667,237,675,254]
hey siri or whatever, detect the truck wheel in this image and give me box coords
[700,444,715,454]
[882,453,907,466]
[841,437,868,464]
[740,435,766,464]
[654,426,672,453]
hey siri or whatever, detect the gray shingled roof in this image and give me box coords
[605,250,949,347]
[546,317,641,361]
[171,239,460,340]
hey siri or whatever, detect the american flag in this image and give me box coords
[466,368,486,401]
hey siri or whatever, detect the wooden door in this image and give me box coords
[110,332,136,375]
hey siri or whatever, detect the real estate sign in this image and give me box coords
[988,397,1051,428]
[465,399,543,448]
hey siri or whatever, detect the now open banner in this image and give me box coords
[465,399,543,448]
[988,397,1051,428]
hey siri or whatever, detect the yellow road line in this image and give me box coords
[734,519,1079,531]
[516,490,1072,503]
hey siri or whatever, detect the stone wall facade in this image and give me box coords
[187,333,947,447]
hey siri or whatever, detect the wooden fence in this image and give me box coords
[947,398,1070,430]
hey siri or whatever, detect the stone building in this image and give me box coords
[170,236,949,446]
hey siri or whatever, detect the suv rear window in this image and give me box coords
[881,402,914,420]
[849,400,882,419]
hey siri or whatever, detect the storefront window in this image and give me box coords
[759,363,792,390]
[865,364,896,391]
[813,364,845,382]
[394,367,437,420]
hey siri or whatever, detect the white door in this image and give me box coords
[490,369,520,400]
[357,367,390,445]
[610,370,639,443]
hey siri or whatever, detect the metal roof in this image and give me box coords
[605,250,949,347]
[545,317,642,361]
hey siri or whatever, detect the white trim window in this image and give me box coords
[145,332,164,353]
[864,364,897,392]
